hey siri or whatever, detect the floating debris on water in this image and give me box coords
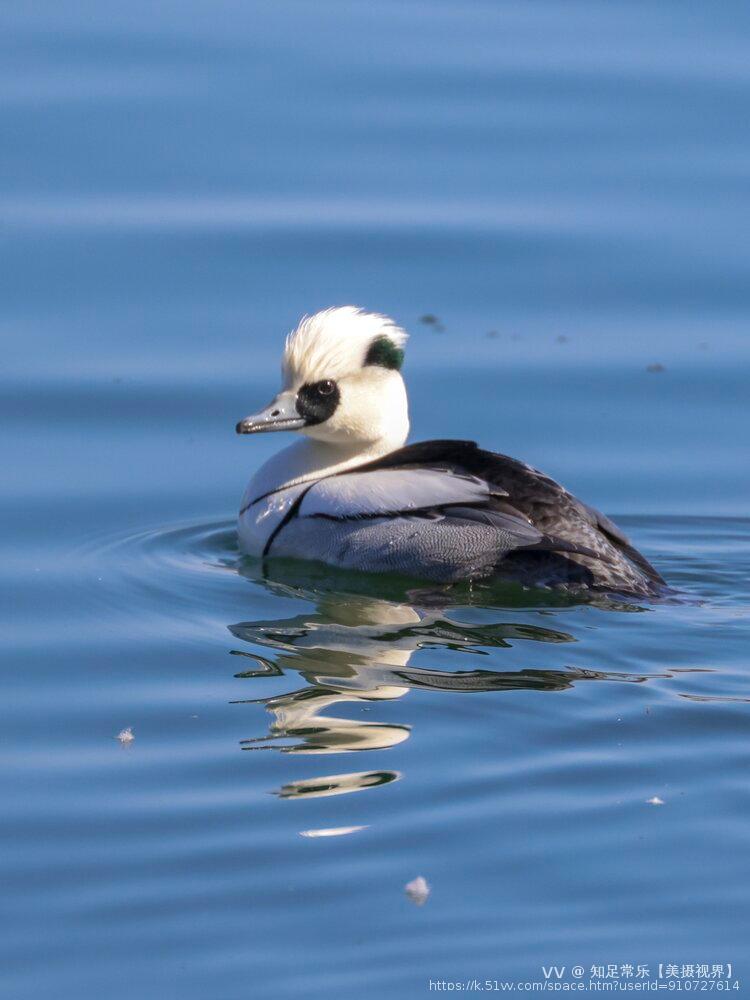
[116,727,134,745]
[419,314,445,332]
[646,796,665,806]
[646,363,666,373]
[299,826,367,838]
[405,875,431,906]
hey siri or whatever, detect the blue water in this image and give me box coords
[3,2,750,998]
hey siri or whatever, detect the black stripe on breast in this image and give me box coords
[240,482,300,516]
[262,481,317,558]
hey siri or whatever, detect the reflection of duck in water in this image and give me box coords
[232,596,419,755]
[236,307,666,596]
[230,568,654,796]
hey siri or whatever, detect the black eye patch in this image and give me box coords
[364,335,404,371]
[295,379,340,424]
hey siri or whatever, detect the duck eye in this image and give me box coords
[295,378,341,425]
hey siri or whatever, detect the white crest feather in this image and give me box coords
[282,306,407,385]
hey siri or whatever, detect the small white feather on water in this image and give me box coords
[405,876,431,906]
[646,795,664,805]
[116,727,134,744]
[299,826,367,838]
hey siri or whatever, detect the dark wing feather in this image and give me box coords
[579,500,665,585]
[351,439,665,593]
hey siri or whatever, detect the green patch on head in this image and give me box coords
[364,335,405,371]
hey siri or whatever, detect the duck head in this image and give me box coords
[236,307,410,453]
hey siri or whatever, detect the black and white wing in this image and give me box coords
[268,462,591,582]
[344,439,666,593]
[297,467,500,518]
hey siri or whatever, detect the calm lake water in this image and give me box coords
[2,2,750,998]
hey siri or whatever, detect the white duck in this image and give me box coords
[236,307,665,596]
